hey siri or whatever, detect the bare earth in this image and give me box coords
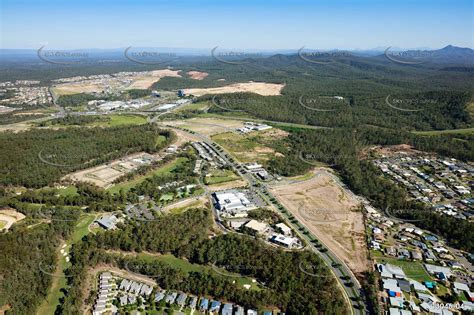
[187,71,209,80]
[0,208,26,231]
[126,69,182,89]
[163,195,208,212]
[269,170,369,274]
[165,117,246,136]
[183,82,285,96]
[64,152,161,188]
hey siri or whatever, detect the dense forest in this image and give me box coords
[59,208,347,314]
[0,208,80,314]
[0,124,173,188]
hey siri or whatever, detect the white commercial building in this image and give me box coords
[213,190,257,218]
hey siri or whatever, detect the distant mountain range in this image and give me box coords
[1,45,473,64]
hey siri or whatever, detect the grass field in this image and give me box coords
[375,257,432,282]
[39,186,79,198]
[204,169,239,185]
[37,213,96,315]
[211,131,281,164]
[108,157,188,194]
[176,101,211,112]
[134,253,261,291]
[90,114,147,127]
[412,127,474,135]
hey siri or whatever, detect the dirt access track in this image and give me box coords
[183,82,285,96]
[269,169,369,274]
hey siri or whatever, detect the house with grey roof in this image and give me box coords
[120,279,131,291]
[235,306,244,315]
[139,284,153,296]
[176,293,187,306]
[221,303,233,315]
[210,300,221,313]
[188,296,197,309]
[129,281,143,294]
[165,292,177,304]
[120,295,128,306]
[128,295,137,304]
[96,214,118,230]
[154,290,166,302]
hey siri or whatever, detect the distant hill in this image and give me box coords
[381,45,474,65]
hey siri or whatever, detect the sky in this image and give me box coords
[1,0,473,50]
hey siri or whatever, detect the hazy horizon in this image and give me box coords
[1,0,472,50]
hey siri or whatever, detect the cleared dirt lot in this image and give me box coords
[187,71,209,80]
[212,129,287,164]
[163,195,208,213]
[165,117,246,136]
[0,208,26,231]
[126,69,182,89]
[64,152,159,188]
[183,82,285,96]
[269,170,369,274]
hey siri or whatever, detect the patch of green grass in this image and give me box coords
[466,101,474,120]
[156,135,167,146]
[57,186,78,197]
[134,253,261,291]
[160,193,174,201]
[212,132,273,163]
[204,169,239,185]
[69,214,96,244]
[0,221,6,229]
[108,157,188,194]
[37,213,95,315]
[97,114,147,127]
[375,257,432,282]
[412,127,474,135]
[176,101,210,112]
